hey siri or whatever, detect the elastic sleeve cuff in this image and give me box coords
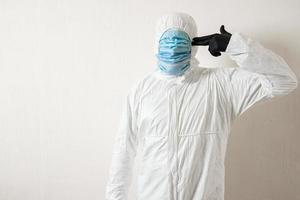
[225,32,249,55]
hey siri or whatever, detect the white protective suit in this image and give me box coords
[105,12,298,200]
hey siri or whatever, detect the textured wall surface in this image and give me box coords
[0,0,299,200]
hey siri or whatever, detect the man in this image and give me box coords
[105,12,298,200]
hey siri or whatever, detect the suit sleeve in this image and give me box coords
[105,83,141,200]
[223,32,298,118]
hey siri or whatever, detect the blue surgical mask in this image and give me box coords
[156,28,192,76]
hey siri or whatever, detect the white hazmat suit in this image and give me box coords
[105,12,298,200]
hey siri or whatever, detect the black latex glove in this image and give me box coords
[192,25,232,57]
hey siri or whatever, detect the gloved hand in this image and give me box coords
[192,25,232,57]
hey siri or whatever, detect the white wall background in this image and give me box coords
[0,0,299,200]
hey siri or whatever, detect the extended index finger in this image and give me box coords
[192,33,217,46]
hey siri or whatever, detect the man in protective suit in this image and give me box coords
[105,12,298,200]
